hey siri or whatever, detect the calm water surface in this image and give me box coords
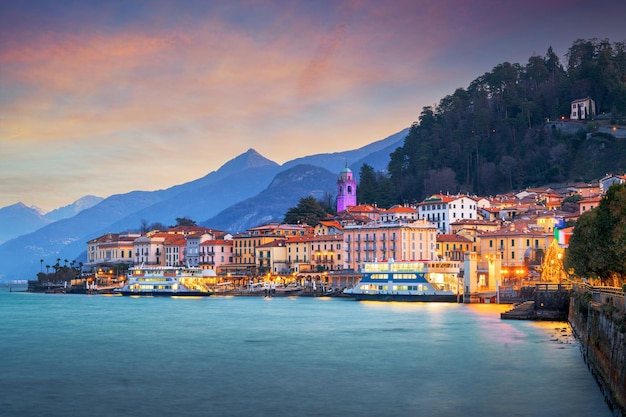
[0,289,611,417]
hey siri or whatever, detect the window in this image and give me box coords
[511,239,515,247]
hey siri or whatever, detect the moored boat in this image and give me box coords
[343,259,462,302]
[115,266,214,296]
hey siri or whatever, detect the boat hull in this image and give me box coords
[347,293,459,302]
[115,290,212,297]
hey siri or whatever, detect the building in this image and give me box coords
[342,219,438,271]
[133,234,166,266]
[579,196,601,215]
[184,232,216,267]
[436,234,473,262]
[314,220,343,236]
[86,232,141,268]
[379,205,418,222]
[199,239,233,272]
[164,235,187,267]
[479,221,552,281]
[309,233,343,272]
[417,194,479,233]
[600,174,626,193]
[232,223,312,275]
[337,164,357,212]
[256,240,288,275]
[345,204,381,222]
[285,236,312,273]
[570,97,596,120]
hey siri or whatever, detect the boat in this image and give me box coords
[343,259,462,302]
[115,266,214,296]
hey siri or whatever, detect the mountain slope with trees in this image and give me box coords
[358,38,626,205]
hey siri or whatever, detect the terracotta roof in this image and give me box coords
[386,205,417,213]
[347,204,381,213]
[436,234,472,243]
[319,220,343,229]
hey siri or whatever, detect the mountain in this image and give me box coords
[201,164,338,233]
[282,128,408,177]
[44,195,104,221]
[101,149,282,231]
[0,131,408,281]
[0,203,53,244]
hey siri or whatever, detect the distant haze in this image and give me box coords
[1,1,625,209]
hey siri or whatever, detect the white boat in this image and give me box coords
[115,266,214,296]
[343,259,462,302]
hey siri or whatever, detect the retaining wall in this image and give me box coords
[569,289,626,417]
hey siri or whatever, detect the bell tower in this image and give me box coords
[337,163,357,212]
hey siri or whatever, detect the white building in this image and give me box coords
[417,194,479,234]
[570,97,596,120]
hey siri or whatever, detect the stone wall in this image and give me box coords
[570,290,626,417]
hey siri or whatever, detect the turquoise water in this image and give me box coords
[0,289,611,417]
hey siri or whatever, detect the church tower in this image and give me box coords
[337,163,357,212]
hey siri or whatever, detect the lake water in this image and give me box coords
[0,289,611,417]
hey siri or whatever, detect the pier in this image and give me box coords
[501,283,572,321]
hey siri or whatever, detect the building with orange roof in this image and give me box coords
[346,204,382,221]
[450,219,499,253]
[285,235,313,273]
[478,206,501,221]
[314,220,343,236]
[579,195,602,215]
[86,232,141,268]
[231,223,312,275]
[200,239,233,271]
[256,239,288,275]
[380,205,418,222]
[309,233,343,272]
[567,182,601,198]
[165,235,187,267]
[435,234,472,261]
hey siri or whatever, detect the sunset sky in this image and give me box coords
[1,0,625,211]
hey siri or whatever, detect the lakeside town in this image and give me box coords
[30,163,626,300]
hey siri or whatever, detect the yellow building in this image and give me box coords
[86,232,140,268]
[479,222,552,283]
[232,223,312,274]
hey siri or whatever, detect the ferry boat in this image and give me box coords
[343,259,462,302]
[115,266,214,296]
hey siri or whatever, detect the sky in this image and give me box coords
[1,0,625,211]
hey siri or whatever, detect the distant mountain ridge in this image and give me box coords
[0,203,53,245]
[45,195,104,221]
[201,164,338,233]
[0,129,408,280]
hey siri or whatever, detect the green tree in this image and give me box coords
[358,164,378,204]
[175,217,197,227]
[565,183,626,285]
[283,196,328,225]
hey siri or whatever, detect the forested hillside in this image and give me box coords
[359,38,626,204]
